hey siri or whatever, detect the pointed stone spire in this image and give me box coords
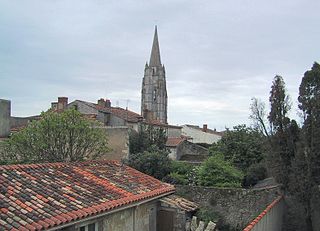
[149,26,162,67]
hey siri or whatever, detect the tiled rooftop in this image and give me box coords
[110,107,143,123]
[0,161,175,230]
[166,137,186,147]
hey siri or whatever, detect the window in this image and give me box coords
[78,222,98,231]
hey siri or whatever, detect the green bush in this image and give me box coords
[163,172,189,185]
[196,153,243,187]
[127,145,171,180]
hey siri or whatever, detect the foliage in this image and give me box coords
[250,97,270,138]
[3,109,109,164]
[242,162,267,187]
[210,124,265,173]
[129,124,167,154]
[163,161,195,185]
[127,145,171,180]
[196,153,243,187]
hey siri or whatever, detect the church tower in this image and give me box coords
[141,26,168,124]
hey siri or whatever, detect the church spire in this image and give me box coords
[149,26,162,67]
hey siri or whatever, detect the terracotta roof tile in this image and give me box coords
[0,161,174,230]
[166,137,186,147]
[111,107,143,123]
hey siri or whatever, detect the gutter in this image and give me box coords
[47,191,174,231]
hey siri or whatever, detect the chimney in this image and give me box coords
[105,99,111,108]
[202,124,208,132]
[51,102,58,110]
[97,98,106,107]
[57,97,68,110]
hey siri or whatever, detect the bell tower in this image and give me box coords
[141,26,168,124]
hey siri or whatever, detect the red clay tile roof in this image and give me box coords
[166,137,186,147]
[0,161,175,230]
[111,107,143,123]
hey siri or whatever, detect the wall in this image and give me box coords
[244,196,284,231]
[101,201,157,231]
[178,141,209,162]
[68,101,98,115]
[61,201,158,231]
[312,185,320,231]
[103,126,129,161]
[0,99,10,138]
[175,185,282,230]
[10,116,39,129]
[181,125,221,144]
[167,126,182,138]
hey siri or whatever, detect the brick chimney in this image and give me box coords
[97,98,106,107]
[105,99,111,108]
[202,124,208,132]
[57,97,68,110]
[51,102,58,110]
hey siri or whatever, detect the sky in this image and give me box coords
[0,0,319,130]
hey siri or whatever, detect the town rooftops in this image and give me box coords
[166,137,186,147]
[0,161,175,230]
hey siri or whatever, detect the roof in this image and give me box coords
[73,100,142,123]
[183,124,223,136]
[160,195,198,212]
[166,137,186,147]
[145,119,182,129]
[111,107,143,123]
[149,26,161,67]
[0,161,174,230]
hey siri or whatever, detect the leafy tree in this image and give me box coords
[127,145,171,180]
[196,153,243,187]
[210,124,265,173]
[267,75,296,189]
[163,161,195,185]
[294,62,320,230]
[129,124,167,154]
[3,109,109,164]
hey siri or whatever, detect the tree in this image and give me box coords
[129,124,167,154]
[249,97,270,138]
[267,75,295,189]
[127,124,170,180]
[127,145,171,180]
[3,109,109,164]
[210,124,265,173]
[196,153,243,187]
[294,62,320,230]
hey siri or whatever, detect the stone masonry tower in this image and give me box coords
[141,26,168,124]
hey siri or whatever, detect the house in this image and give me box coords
[166,137,209,162]
[0,161,197,231]
[181,124,223,145]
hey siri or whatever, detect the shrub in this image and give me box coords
[196,153,243,187]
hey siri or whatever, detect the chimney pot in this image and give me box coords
[202,124,208,132]
[105,99,111,108]
[97,98,106,107]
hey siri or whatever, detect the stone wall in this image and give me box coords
[178,141,209,162]
[103,126,129,161]
[175,185,281,230]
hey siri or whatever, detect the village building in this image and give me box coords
[166,137,209,162]
[181,124,223,145]
[0,161,197,231]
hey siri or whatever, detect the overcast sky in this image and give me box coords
[1,0,319,130]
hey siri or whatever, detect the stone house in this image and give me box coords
[181,124,223,145]
[0,161,197,231]
[166,137,209,162]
